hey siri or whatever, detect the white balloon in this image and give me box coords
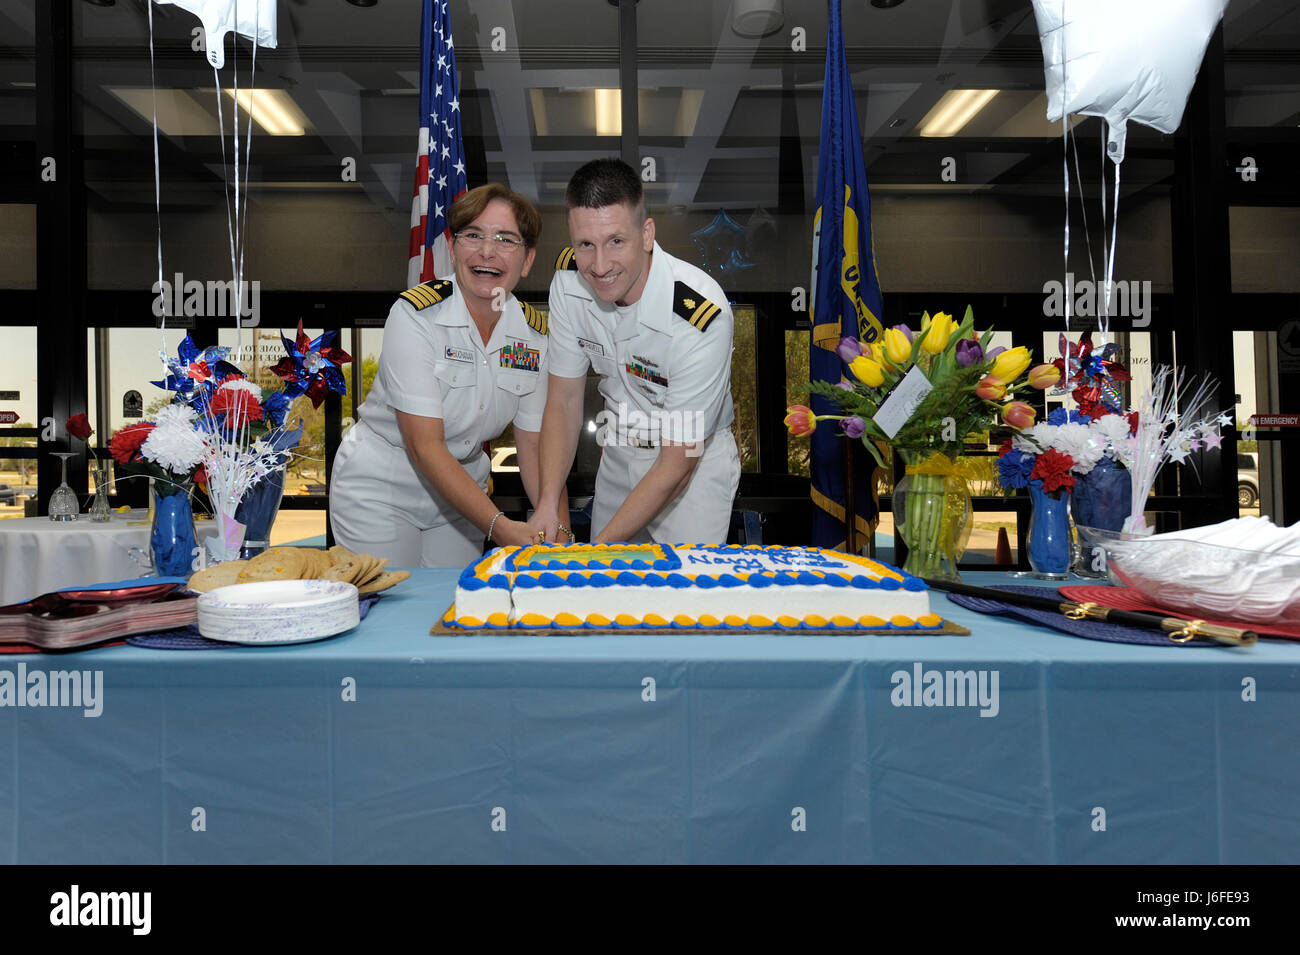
[154,0,278,70]
[1031,0,1227,163]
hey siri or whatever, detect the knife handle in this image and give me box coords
[1161,618,1258,647]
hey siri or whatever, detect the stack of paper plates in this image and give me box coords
[197,579,360,644]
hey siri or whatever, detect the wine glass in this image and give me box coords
[48,452,79,522]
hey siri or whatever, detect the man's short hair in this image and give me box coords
[565,158,645,220]
[448,183,543,248]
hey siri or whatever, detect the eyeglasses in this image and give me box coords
[454,230,527,252]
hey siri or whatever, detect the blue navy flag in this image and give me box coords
[809,0,884,551]
[408,0,468,286]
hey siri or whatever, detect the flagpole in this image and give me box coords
[844,441,857,554]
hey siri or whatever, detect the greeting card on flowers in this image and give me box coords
[873,366,933,439]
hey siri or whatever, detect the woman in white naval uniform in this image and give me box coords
[329,184,556,567]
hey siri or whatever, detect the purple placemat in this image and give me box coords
[127,595,383,649]
[945,585,1214,648]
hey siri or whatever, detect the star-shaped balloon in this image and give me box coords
[152,333,242,411]
[271,320,353,409]
[1052,331,1132,417]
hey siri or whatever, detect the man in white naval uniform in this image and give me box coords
[534,158,740,545]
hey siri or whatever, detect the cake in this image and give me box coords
[444,543,942,631]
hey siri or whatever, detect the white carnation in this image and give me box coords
[1053,422,1105,474]
[153,403,197,430]
[1092,413,1132,457]
[1013,423,1054,453]
[219,378,262,397]
[141,413,205,474]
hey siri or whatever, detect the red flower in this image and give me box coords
[109,423,156,466]
[66,413,93,441]
[1031,447,1076,493]
[194,464,208,488]
[997,438,1014,458]
[1127,411,1140,436]
[210,383,265,430]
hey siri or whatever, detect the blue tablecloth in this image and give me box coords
[2,570,1297,864]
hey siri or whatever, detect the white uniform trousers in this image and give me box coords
[591,428,741,545]
[329,421,488,568]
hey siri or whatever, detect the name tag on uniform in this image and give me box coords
[445,345,474,363]
[577,338,605,358]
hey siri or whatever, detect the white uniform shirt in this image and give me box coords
[358,280,549,469]
[547,242,734,445]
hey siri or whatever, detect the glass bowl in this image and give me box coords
[1077,526,1300,627]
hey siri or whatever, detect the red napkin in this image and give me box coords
[1060,585,1300,641]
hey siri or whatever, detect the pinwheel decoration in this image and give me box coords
[271,320,353,409]
[152,334,242,411]
[1052,331,1132,418]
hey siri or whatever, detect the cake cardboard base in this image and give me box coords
[431,605,970,637]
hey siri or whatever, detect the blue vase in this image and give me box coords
[1071,456,1131,532]
[150,486,197,577]
[235,469,287,560]
[1026,478,1071,578]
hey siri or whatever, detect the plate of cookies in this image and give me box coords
[186,545,412,596]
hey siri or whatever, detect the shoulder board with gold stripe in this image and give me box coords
[398,279,453,311]
[521,301,548,336]
[672,281,722,332]
[555,247,578,271]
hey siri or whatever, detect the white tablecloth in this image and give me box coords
[0,512,218,604]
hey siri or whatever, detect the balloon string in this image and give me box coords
[1060,0,1069,334]
[1068,124,1096,288]
[213,83,238,334]
[1101,159,1121,345]
[147,1,167,356]
[238,23,258,341]
[232,11,241,356]
[1062,112,1070,334]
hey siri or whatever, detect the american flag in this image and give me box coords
[408,0,467,287]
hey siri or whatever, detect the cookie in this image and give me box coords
[188,560,248,593]
[328,545,356,565]
[322,557,364,583]
[357,569,410,594]
[239,548,308,582]
[355,555,389,587]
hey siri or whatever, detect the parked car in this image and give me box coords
[1237,452,1259,508]
[0,484,19,505]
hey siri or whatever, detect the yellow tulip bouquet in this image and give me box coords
[793,306,1057,466]
[788,306,1059,579]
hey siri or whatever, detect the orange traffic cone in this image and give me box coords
[995,527,1012,565]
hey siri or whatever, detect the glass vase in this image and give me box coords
[1070,456,1131,577]
[891,450,971,582]
[88,462,112,522]
[235,468,287,559]
[1026,478,1072,579]
[149,482,197,578]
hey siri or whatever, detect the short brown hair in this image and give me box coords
[448,183,542,248]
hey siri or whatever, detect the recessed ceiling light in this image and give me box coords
[82,0,116,6]
[732,0,784,38]
[346,0,377,8]
[871,0,906,8]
